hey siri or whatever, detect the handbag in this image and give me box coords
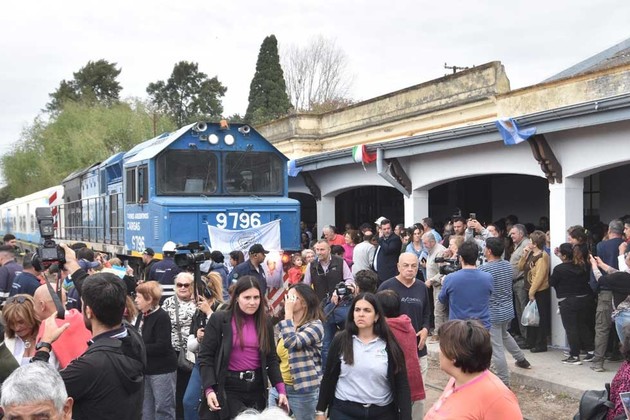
[174,297,194,372]
[521,300,540,327]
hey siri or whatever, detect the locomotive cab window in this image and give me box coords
[156,150,218,195]
[125,168,136,204]
[225,152,283,195]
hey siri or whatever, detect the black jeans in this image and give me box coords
[527,288,551,350]
[224,370,266,418]
[330,398,397,420]
[559,295,596,356]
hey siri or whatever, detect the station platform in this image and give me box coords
[426,341,621,399]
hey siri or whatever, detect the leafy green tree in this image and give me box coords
[245,35,292,125]
[46,59,122,113]
[146,61,226,126]
[1,101,176,197]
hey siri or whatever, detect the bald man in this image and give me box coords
[378,252,431,420]
[33,284,91,369]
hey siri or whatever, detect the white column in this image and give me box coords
[548,177,584,347]
[316,195,336,234]
[404,189,429,227]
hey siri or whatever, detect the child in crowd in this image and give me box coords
[287,253,304,285]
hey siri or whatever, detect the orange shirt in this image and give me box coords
[425,370,522,420]
[328,234,346,246]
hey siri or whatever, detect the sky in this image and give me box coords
[1,0,629,161]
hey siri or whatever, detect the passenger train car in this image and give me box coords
[0,122,301,261]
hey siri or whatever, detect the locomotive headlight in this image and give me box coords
[224,134,235,146]
[208,134,219,145]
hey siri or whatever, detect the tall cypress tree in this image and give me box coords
[245,35,292,125]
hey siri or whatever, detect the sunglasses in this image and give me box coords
[6,296,28,304]
[176,283,191,289]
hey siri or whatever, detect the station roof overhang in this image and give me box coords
[295,92,630,172]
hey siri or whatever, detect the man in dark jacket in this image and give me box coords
[32,244,146,420]
[228,244,269,295]
[140,247,158,282]
[0,245,23,307]
[375,219,402,284]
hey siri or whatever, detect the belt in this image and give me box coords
[226,370,258,383]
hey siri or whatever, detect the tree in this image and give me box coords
[146,61,226,126]
[282,35,354,112]
[244,35,292,125]
[1,101,176,197]
[46,59,122,113]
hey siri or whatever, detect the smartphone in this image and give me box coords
[123,260,129,268]
[469,212,477,220]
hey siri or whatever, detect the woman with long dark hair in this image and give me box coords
[315,292,411,420]
[198,276,287,419]
[268,283,324,420]
[550,243,595,364]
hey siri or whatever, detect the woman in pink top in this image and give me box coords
[425,320,523,420]
[198,276,288,419]
[341,230,360,268]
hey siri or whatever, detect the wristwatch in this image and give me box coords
[35,341,52,352]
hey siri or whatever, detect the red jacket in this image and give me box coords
[386,314,425,401]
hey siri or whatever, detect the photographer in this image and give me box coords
[438,240,494,329]
[303,240,354,366]
[422,232,447,341]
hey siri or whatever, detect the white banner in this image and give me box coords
[207,219,282,253]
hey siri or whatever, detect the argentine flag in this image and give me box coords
[495,118,536,146]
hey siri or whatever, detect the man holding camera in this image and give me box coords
[438,240,494,329]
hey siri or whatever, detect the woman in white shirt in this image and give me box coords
[315,293,411,420]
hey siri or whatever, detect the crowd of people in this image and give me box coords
[0,213,628,419]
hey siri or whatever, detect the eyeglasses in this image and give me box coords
[176,283,191,289]
[6,296,27,304]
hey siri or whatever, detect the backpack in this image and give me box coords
[573,383,614,420]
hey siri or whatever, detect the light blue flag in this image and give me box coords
[495,118,536,146]
[287,159,302,177]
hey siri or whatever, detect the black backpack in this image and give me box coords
[573,383,615,420]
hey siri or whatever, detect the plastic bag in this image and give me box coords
[521,300,540,327]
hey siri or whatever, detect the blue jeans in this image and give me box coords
[268,385,318,420]
[615,310,630,343]
[183,362,202,420]
[322,301,351,367]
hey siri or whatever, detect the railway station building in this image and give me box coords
[258,38,630,346]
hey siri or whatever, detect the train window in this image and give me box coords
[224,152,283,195]
[156,150,218,195]
[138,165,149,204]
[126,168,136,204]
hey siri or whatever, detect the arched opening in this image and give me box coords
[428,174,549,228]
[335,186,404,230]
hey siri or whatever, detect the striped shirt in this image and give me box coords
[479,259,515,324]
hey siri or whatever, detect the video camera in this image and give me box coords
[174,241,211,269]
[434,256,461,275]
[335,282,352,299]
[33,208,65,271]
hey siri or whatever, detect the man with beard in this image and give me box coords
[31,244,146,420]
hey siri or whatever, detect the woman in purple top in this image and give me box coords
[198,276,288,419]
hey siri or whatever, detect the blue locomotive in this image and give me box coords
[0,121,301,260]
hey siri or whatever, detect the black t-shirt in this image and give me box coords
[378,277,431,357]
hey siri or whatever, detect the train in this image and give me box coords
[0,121,301,262]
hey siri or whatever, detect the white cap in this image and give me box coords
[162,241,177,253]
[375,216,386,225]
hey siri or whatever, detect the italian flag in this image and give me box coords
[352,144,377,164]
